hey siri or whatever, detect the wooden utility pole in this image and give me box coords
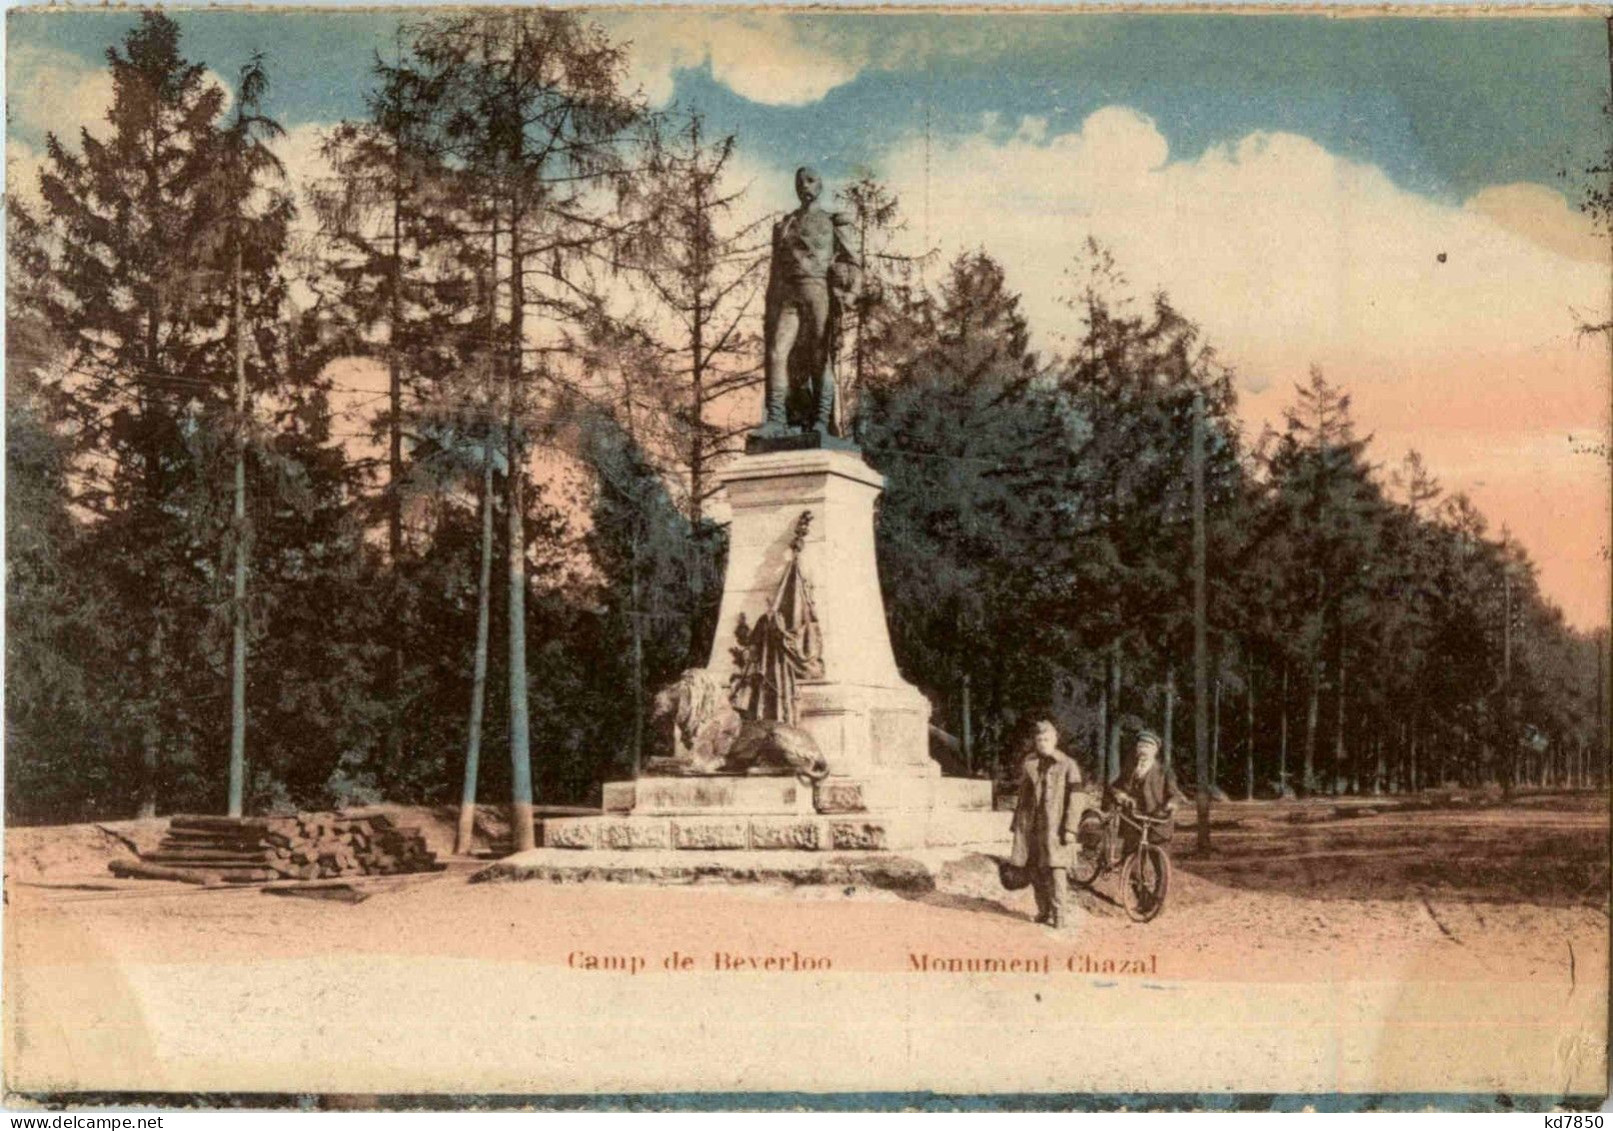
[1192,391,1211,851]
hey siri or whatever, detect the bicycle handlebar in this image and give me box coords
[1117,809,1173,830]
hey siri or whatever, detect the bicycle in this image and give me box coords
[1070,798,1173,923]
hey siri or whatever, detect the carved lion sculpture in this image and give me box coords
[647,668,743,775]
[646,668,830,783]
[723,719,830,783]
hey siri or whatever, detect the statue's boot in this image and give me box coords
[813,367,836,438]
[753,378,794,438]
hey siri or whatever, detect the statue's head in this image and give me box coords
[794,166,822,206]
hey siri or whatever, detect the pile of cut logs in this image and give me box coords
[108,812,441,885]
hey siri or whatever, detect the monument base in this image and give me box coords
[744,428,861,456]
[471,847,954,892]
[537,441,999,865]
[540,774,1000,853]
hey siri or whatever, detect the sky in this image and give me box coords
[8,7,1611,628]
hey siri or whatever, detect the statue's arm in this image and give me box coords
[828,214,861,296]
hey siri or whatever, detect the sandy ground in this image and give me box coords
[4,793,1608,1099]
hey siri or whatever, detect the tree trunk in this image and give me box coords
[1278,660,1290,795]
[1244,669,1255,801]
[960,673,973,775]
[988,650,1005,783]
[1333,632,1348,795]
[385,150,407,789]
[385,102,409,788]
[1095,675,1108,782]
[1191,391,1210,852]
[1408,713,1419,794]
[456,453,496,856]
[1106,642,1122,781]
[139,728,158,820]
[457,215,500,857]
[1211,673,1221,788]
[1163,668,1176,777]
[630,529,645,778]
[506,216,535,855]
[1302,660,1321,795]
[228,240,248,818]
[687,291,706,662]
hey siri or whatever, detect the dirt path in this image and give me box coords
[5,796,1607,1098]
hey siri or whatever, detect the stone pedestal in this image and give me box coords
[709,447,933,779]
[539,444,995,855]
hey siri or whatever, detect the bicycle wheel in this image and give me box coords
[1121,843,1170,922]
[1071,811,1105,885]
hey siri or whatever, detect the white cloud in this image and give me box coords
[10,43,238,146]
[273,122,334,222]
[8,43,117,144]
[604,13,863,108]
[7,139,48,215]
[1464,181,1604,265]
[879,107,1607,380]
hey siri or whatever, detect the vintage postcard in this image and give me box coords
[3,2,1609,1110]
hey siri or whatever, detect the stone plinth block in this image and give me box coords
[671,819,750,850]
[601,782,636,813]
[599,818,671,851]
[543,819,597,850]
[828,818,916,851]
[813,780,868,814]
[608,776,812,817]
[812,774,993,815]
[749,818,825,851]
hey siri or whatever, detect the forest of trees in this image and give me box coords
[7,11,1608,824]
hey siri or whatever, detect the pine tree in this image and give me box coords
[314,35,461,791]
[34,12,234,816]
[863,251,1055,776]
[617,109,765,665]
[833,174,927,431]
[204,53,294,815]
[1264,368,1383,794]
[628,110,766,525]
[410,10,644,850]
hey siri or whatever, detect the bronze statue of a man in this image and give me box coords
[758,167,860,438]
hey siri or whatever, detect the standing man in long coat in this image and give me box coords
[1011,719,1084,928]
